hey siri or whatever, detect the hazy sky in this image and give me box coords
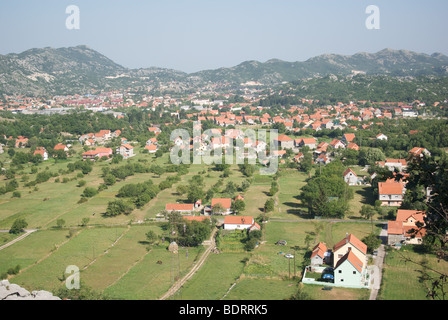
[0,0,447,73]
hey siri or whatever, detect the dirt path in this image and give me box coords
[0,229,37,251]
[159,227,218,300]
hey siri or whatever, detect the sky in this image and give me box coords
[0,0,447,73]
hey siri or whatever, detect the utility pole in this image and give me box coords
[293,248,296,279]
[288,256,291,280]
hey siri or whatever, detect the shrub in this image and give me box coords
[12,191,21,198]
[82,187,98,198]
[77,180,87,187]
[9,218,28,234]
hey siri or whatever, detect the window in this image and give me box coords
[338,270,342,274]
[353,271,357,275]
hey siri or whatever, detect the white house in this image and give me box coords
[376,133,388,141]
[116,144,134,159]
[223,216,260,231]
[343,168,359,186]
[378,182,404,206]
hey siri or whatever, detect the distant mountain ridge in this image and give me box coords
[0,45,447,96]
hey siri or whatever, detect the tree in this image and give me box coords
[103,174,116,186]
[146,230,157,245]
[399,155,448,299]
[56,219,66,229]
[10,218,28,234]
[360,204,376,232]
[300,152,313,177]
[244,237,258,251]
[105,200,133,217]
[150,165,165,177]
[264,198,275,213]
[82,187,98,198]
[359,147,386,166]
[187,185,204,204]
[231,199,246,214]
[176,185,188,196]
[212,203,225,215]
[362,234,381,254]
[81,218,90,227]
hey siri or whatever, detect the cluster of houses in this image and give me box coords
[341,146,431,208]
[165,195,261,233]
[79,129,122,147]
[387,209,426,246]
[305,233,369,288]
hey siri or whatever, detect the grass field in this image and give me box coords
[378,246,448,300]
[11,226,128,291]
[1,149,443,301]
[181,252,248,300]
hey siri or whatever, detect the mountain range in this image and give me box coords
[1,45,447,96]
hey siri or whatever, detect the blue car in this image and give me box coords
[322,273,334,281]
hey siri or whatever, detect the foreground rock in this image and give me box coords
[0,280,61,300]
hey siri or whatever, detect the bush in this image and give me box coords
[77,180,87,187]
[78,197,88,204]
[105,200,133,217]
[244,237,258,251]
[9,218,28,234]
[12,191,21,198]
[82,187,98,198]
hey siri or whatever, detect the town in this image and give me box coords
[0,78,446,302]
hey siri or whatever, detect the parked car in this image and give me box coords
[285,254,294,259]
[322,273,334,281]
[276,240,287,246]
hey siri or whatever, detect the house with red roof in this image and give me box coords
[330,139,345,149]
[299,137,317,150]
[408,147,431,162]
[116,144,134,159]
[33,147,48,161]
[54,143,69,152]
[223,216,260,232]
[378,182,404,206]
[343,168,358,186]
[334,249,366,287]
[376,159,407,172]
[82,147,113,161]
[310,242,330,266]
[274,135,294,149]
[208,198,233,215]
[15,137,28,148]
[333,234,368,270]
[387,209,426,246]
[165,203,195,214]
[342,133,355,145]
[346,143,360,151]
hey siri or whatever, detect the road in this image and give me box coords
[0,229,37,251]
[368,224,388,300]
[159,227,218,300]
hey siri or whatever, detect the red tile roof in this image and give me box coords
[211,198,232,209]
[334,234,367,255]
[335,249,364,273]
[166,203,194,211]
[224,216,254,225]
[378,182,404,195]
